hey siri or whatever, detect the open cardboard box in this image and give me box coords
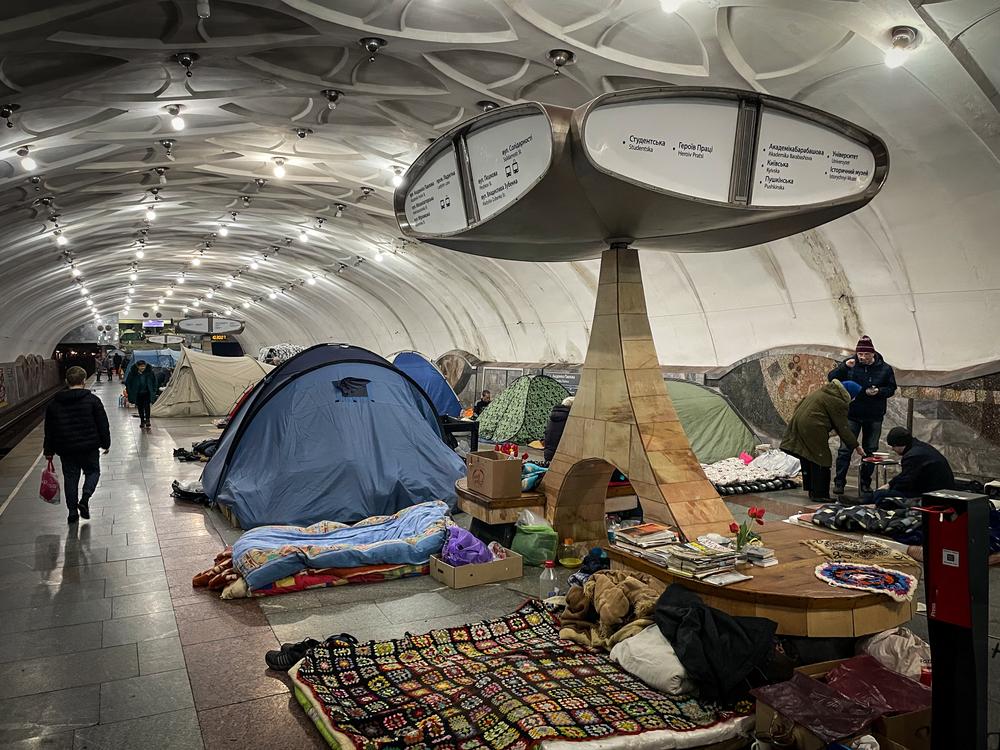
[430,548,523,589]
[466,450,523,499]
[797,660,929,750]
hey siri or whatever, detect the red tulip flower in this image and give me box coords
[729,522,740,534]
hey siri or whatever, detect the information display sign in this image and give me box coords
[466,113,552,221]
[177,317,242,335]
[752,108,875,206]
[583,98,739,202]
[402,145,467,234]
[142,320,164,328]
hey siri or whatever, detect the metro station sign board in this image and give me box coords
[177,317,243,335]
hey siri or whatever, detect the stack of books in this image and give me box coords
[662,541,739,579]
[611,522,679,559]
[745,546,778,567]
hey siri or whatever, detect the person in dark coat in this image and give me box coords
[827,335,897,497]
[473,390,491,417]
[871,427,955,508]
[112,352,123,380]
[124,360,158,430]
[43,366,111,523]
[781,380,865,501]
[543,396,574,463]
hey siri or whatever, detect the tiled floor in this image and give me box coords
[1,381,996,747]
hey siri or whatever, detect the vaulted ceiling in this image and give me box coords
[1,0,998,373]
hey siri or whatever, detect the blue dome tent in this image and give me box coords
[391,351,462,417]
[201,344,466,528]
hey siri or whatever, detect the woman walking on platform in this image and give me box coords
[124,360,158,430]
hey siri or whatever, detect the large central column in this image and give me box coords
[542,247,735,542]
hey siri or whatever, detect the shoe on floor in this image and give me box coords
[67,513,79,524]
[833,483,846,495]
[265,638,320,671]
[78,499,90,520]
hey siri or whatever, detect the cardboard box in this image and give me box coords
[430,549,523,589]
[466,450,522,499]
[794,660,930,750]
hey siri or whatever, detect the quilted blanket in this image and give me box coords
[233,500,451,590]
[291,601,749,749]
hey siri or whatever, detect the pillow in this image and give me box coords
[609,624,696,696]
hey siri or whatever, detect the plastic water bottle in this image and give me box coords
[539,560,559,600]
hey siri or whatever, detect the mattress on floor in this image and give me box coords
[290,601,752,750]
[250,562,428,596]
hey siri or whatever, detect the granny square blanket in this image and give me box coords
[291,601,741,749]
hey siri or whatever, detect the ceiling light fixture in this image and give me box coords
[334,205,344,219]
[166,288,173,296]
[135,249,144,259]
[321,89,343,110]
[182,306,189,313]
[167,105,185,131]
[177,273,186,284]
[391,167,403,187]
[359,37,387,63]
[71,266,81,277]
[157,297,165,304]
[307,275,317,285]
[241,301,250,309]
[249,259,259,270]
[375,250,385,263]
[659,0,683,13]
[218,224,229,237]
[224,278,233,287]
[17,146,37,171]
[477,100,500,112]
[298,229,309,242]
[54,229,67,246]
[193,300,200,308]
[885,26,918,68]
[174,52,199,78]
[272,158,286,178]
[191,256,201,266]
[268,290,277,299]
[0,103,20,129]
[145,205,156,221]
[206,290,214,299]
[196,0,210,19]
[129,272,138,281]
[547,49,576,75]
[294,127,312,139]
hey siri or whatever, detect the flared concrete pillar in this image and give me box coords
[542,247,735,543]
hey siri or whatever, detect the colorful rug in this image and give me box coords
[291,601,747,749]
[814,562,917,602]
[251,563,427,597]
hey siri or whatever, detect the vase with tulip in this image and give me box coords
[729,506,766,552]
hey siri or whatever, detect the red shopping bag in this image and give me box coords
[39,458,61,504]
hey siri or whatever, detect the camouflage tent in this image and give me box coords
[477,374,569,444]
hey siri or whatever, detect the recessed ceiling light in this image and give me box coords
[268,291,277,299]
[375,250,385,263]
[206,290,214,298]
[145,206,156,221]
[135,249,144,259]
[249,259,259,270]
[391,167,403,187]
[191,256,201,266]
[298,229,309,242]
[177,274,185,284]
[241,301,250,308]
[129,272,137,281]
[307,275,317,285]
[80,286,88,295]
[166,289,173,296]
[659,0,683,12]
[168,105,185,131]
[71,266,81,277]
[272,158,286,178]
[17,146,37,171]
[218,224,229,236]
[182,306,189,313]
[885,26,918,68]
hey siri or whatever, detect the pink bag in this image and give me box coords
[40,459,61,504]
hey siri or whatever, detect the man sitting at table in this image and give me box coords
[870,427,955,509]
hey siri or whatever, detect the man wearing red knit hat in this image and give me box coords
[827,335,897,498]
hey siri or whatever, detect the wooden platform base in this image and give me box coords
[455,478,545,525]
[606,523,920,637]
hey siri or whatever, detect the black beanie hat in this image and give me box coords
[886,427,912,447]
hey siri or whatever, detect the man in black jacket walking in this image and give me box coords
[43,366,111,523]
[827,335,897,498]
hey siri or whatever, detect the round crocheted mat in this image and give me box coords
[814,562,917,602]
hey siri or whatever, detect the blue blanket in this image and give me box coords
[232,501,451,590]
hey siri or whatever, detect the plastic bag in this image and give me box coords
[517,508,548,527]
[512,511,558,565]
[39,459,61,504]
[860,626,930,680]
[825,654,931,715]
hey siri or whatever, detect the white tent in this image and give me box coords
[150,347,273,417]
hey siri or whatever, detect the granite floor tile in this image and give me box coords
[0,645,138,699]
[105,543,161,562]
[101,610,178,647]
[183,630,284,710]
[98,668,194,724]
[111,589,174,619]
[124,557,164,576]
[0,581,107,613]
[9,732,75,749]
[0,685,99,742]
[0,598,113,635]
[75,708,203,750]
[266,601,391,645]
[198,693,326,750]
[312,573,439,606]
[103,574,168,598]
[362,611,490,643]
[177,611,271,646]
[138,635,186,675]
[374,591,467,624]
[1,622,104,664]
[255,590,323,614]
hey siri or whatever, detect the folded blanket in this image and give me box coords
[232,500,451,590]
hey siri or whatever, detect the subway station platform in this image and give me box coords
[1,383,998,747]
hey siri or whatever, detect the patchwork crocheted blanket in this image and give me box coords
[290,601,745,749]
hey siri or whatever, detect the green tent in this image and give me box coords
[478,374,570,444]
[666,380,757,464]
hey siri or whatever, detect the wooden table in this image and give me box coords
[606,522,920,637]
[455,478,545,525]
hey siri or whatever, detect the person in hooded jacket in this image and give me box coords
[781,380,865,501]
[43,366,111,523]
[827,335,898,497]
[543,396,574,463]
[124,360,158,430]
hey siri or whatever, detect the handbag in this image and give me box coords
[39,458,61,504]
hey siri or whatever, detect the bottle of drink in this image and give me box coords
[538,560,559,600]
[557,538,583,569]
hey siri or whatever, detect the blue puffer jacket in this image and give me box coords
[827,353,897,421]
